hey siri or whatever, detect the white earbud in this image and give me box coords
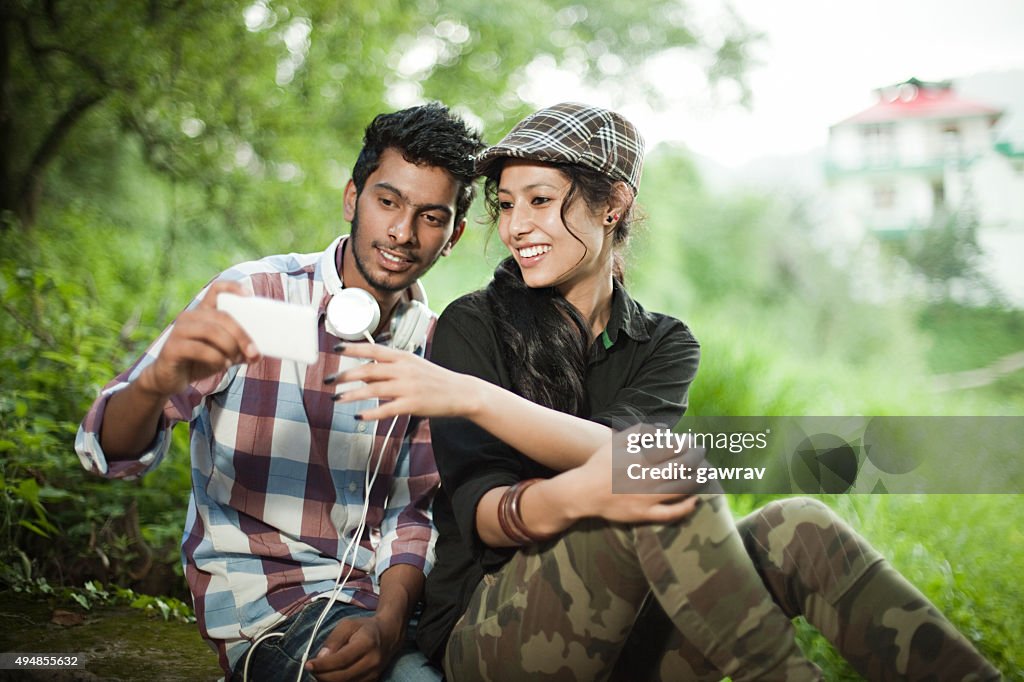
[326,288,380,341]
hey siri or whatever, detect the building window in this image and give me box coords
[941,124,961,158]
[863,124,894,165]
[873,184,896,209]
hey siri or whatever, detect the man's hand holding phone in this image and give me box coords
[134,281,261,400]
[216,291,318,365]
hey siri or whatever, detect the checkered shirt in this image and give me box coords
[75,237,439,675]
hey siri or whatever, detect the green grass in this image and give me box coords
[853,494,1024,676]
[918,303,1024,414]
[919,303,1024,373]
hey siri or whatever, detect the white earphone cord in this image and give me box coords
[292,413,399,680]
[242,330,404,682]
[294,333,399,682]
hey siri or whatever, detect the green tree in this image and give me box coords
[1,0,758,232]
[892,210,989,302]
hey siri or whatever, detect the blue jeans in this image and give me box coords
[231,601,442,682]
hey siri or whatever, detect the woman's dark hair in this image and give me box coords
[482,159,635,414]
[486,258,591,415]
[351,103,484,225]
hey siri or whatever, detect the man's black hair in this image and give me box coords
[351,103,485,225]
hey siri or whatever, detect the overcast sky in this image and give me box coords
[524,0,1024,167]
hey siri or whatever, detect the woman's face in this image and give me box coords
[496,160,613,294]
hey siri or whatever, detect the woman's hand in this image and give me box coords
[545,426,709,529]
[479,430,705,547]
[326,343,482,421]
[571,437,702,524]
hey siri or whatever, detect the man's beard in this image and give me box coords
[350,208,443,293]
[350,210,405,293]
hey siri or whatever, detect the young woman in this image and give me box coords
[331,103,999,681]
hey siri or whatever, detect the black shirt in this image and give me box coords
[415,282,701,664]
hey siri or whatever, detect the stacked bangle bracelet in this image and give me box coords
[497,478,549,545]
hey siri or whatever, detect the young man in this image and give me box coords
[75,103,484,681]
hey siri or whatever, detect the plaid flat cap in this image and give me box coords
[476,102,645,194]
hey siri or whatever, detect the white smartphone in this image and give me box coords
[216,293,319,365]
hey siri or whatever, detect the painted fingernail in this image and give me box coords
[354,414,363,421]
[323,373,337,384]
[330,393,344,401]
[333,342,346,352]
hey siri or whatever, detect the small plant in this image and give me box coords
[3,576,195,624]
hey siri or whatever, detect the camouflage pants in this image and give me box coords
[443,496,999,682]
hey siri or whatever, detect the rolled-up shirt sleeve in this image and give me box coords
[75,283,232,480]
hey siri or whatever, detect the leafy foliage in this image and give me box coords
[887,211,993,302]
[3,0,756,237]
[0,228,192,600]
[4,576,195,623]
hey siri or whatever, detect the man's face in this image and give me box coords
[343,147,464,294]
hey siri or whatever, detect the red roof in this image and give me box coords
[834,80,1002,127]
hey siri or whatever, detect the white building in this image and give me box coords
[827,78,1024,304]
